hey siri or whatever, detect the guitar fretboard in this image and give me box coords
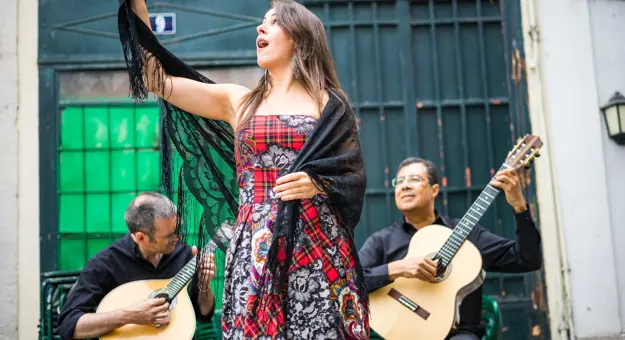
[165,241,218,297]
[437,164,508,266]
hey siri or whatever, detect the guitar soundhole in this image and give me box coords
[435,265,450,282]
[425,252,452,282]
[155,292,170,300]
[148,289,177,311]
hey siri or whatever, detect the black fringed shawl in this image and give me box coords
[117,0,369,309]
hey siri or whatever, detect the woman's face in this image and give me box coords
[256,9,295,69]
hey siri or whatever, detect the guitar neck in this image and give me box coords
[166,241,218,297]
[437,164,508,266]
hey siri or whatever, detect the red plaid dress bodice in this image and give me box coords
[234,114,317,205]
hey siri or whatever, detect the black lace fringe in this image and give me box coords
[159,101,172,198]
[118,1,148,101]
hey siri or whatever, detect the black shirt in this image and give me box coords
[57,233,214,340]
[358,208,542,338]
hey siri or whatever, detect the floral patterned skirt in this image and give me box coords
[221,198,369,339]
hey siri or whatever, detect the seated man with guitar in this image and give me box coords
[359,156,543,339]
[57,192,216,340]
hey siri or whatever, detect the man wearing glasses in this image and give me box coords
[358,157,543,340]
[57,192,216,340]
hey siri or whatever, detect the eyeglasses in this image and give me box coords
[391,175,426,187]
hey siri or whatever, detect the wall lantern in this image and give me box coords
[600,92,625,145]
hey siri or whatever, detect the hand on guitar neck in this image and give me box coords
[388,257,440,282]
[489,168,528,214]
[191,246,216,316]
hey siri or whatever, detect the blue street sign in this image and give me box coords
[148,13,176,35]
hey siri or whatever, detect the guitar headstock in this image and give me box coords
[504,134,543,170]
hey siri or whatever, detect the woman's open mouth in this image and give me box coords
[256,38,269,50]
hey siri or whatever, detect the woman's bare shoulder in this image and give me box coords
[222,84,251,102]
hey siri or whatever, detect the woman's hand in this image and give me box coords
[273,172,325,201]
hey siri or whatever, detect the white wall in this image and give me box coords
[588,0,625,334]
[0,0,19,337]
[0,0,39,338]
[532,0,624,337]
[18,0,41,337]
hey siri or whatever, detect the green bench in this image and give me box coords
[39,271,501,340]
[481,295,502,340]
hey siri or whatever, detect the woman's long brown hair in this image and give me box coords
[236,0,347,131]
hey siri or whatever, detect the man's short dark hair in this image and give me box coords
[396,157,440,186]
[124,192,177,236]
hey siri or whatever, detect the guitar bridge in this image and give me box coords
[388,288,431,320]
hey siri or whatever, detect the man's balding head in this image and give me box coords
[124,192,177,237]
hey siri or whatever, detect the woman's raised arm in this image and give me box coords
[128,0,249,128]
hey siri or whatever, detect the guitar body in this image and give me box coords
[369,224,485,340]
[96,279,196,340]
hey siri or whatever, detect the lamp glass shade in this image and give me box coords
[605,105,620,136]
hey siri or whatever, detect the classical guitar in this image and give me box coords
[95,224,232,340]
[368,134,543,340]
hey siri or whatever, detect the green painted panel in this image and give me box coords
[84,107,110,148]
[112,193,137,233]
[110,107,136,148]
[111,150,137,191]
[59,239,86,271]
[59,152,84,192]
[59,194,84,234]
[60,107,84,149]
[137,151,161,189]
[57,104,162,270]
[86,194,111,233]
[135,107,161,148]
[85,151,111,191]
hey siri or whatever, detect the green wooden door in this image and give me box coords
[39,0,548,338]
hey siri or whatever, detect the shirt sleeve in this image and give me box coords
[469,206,543,272]
[358,233,391,292]
[57,256,113,340]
